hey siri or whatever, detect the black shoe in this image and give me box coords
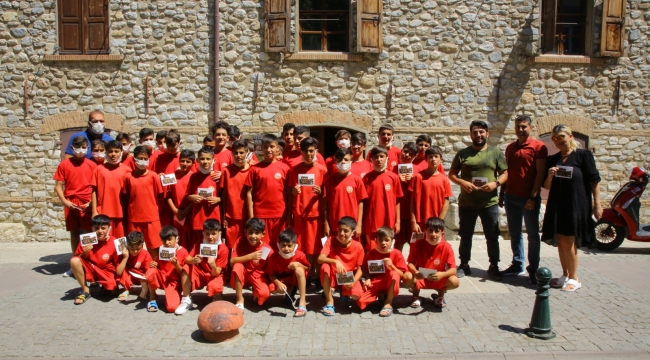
[500,264,525,276]
[457,263,471,278]
[528,273,537,284]
[487,265,502,282]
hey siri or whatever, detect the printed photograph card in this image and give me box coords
[298,174,315,186]
[160,173,177,186]
[197,187,214,198]
[419,268,438,278]
[471,177,488,187]
[114,237,127,255]
[200,243,219,258]
[368,260,385,274]
[80,232,98,247]
[159,247,176,261]
[555,165,573,179]
[398,164,413,175]
[336,271,355,285]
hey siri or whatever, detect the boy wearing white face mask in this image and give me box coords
[137,128,160,169]
[90,139,106,165]
[325,129,351,174]
[123,145,165,259]
[55,135,98,277]
[116,133,135,171]
[268,228,310,317]
[91,140,130,238]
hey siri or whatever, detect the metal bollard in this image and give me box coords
[525,267,557,340]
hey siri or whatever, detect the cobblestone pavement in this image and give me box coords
[1,239,650,358]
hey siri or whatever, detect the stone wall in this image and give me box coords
[0,0,649,241]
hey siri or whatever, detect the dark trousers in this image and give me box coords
[458,205,500,266]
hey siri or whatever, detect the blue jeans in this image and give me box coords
[458,205,501,266]
[504,194,541,275]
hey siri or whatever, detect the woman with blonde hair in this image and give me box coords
[541,124,602,291]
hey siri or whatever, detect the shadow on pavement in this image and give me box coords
[190,329,212,344]
[498,324,526,334]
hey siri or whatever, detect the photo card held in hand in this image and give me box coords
[160,173,177,186]
[197,187,214,198]
[261,246,271,260]
[336,271,355,285]
[368,260,385,274]
[158,247,176,261]
[398,164,413,175]
[471,177,488,187]
[298,174,315,186]
[200,243,219,257]
[80,232,98,247]
[114,237,127,255]
[418,268,438,278]
[410,232,425,243]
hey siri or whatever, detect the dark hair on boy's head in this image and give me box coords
[159,225,179,240]
[203,136,214,144]
[378,124,395,133]
[426,217,445,232]
[334,147,352,161]
[197,147,215,157]
[165,129,181,146]
[179,149,196,161]
[351,132,367,145]
[425,146,443,158]
[139,128,154,139]
[245,139,256,153]
[71,136,88,147]
[228,125,241,138]
[299,137,318,151]
[210,121,230,136]
[335,129,351,139]
[470,120,489,131]
[126,231,145,246]
[245,217,265,232]
[402,141,417,155]
[92,214,111,227]
[376,226,394,240]
[515,115,533,124]
[416,134,432,145]
[277,139,285,150]
[105,140,122,151]
[338,216,357,231]
[282,123,296,133]
[370,145,388,158]
[260,133,278,146]
[116,132,131,143]
[156,130,168,140]
[279,228,297,244]
[203,218,221,232]
[294,125,310,136]
[91,139,106,149]
[231,139,247,152]
[133,145,149,157]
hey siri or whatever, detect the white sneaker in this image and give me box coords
[63,269,73,278]
[174,297,192,315]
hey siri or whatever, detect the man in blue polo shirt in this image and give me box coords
[63,111,114,160]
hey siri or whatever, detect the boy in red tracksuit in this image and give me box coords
[324,130,351,174]
[150,129,182,227]
[287,137,327,274]
[123,145,164,259]
[145,225,193,314]
[116,133,136,171]
[91,140,129,238]
[245,134,290,245]
[362,146,404,251]
[69,215,118,305]
[410,146,453,234]
[268,228,311,317]
[323,147,367,237]
[318,216,365,316]
[185,218,229,302]
[183,147,221,247]
[356,227,408,316]
[54,135,97,271]
[394,142,417,252]
[115,231,156,303]
[366,125,402,171]
[404,217,459,308]
[230,218,273,311]
[221,139,252,248]
[350,133,373,179]
[166,149,195,248]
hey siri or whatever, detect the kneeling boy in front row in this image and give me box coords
[404,217,459,308]
[185,218,229,302]
[267,228,310,317]
[116,231,157,303]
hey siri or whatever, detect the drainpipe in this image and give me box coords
[214,0,220,121]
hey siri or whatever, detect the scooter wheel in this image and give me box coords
[594,219,626,251]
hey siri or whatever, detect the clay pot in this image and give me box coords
[197,301,244,343]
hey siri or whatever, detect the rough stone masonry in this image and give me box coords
[0,0,649,241]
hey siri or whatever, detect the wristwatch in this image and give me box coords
[495,180,501,188]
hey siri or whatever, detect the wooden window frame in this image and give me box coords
[57,0,110,55]
[540,0,593,56]
[298,9,350,52]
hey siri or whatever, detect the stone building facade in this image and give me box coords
[0,0,648,241]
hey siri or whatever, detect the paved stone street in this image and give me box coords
[1,238,650,358]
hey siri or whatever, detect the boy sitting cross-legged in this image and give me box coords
[356,226,409,317]
[69,214,118,305]
[230,217,273,312]
[318,216,365,316]
[185,218,229,302]
[404,217,459,308]
[267,228,311,317]
[115,231,156,303]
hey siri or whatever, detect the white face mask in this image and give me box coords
[122,144,131,152]
[245,152,253,163]
[337,139,351,149]
[107,155,121,165]
[142,140,156,149]
[336,162,351,173]
[158,143,167,151]
[199,160,214,175]
[134,159,149,169]
[90,122,105,135]
[375,162,387,172]
[279,243,298,259]
[73,147,87,155]
[92,151,105,160]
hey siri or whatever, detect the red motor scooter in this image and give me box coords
[595,167,650,250]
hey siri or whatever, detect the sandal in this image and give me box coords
[434,296,447,308]
[561,279,582,292]
[410,298,421,308]
[379,306,393,317]
[550,275,567,289]
[294,306,307,317]
[147,300,159,312]
[118,290,129,301]
[75,291,91,305]
[321,304,336,316]
[235,303,244,313]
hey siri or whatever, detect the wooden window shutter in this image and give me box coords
[541,0,557,54]
[601,0,625,57]
[85,0,109,53]
[265,0,290,52]
[58,0,83,54]
[356,0,382,53]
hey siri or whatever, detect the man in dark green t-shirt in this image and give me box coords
[449,120,508,281]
